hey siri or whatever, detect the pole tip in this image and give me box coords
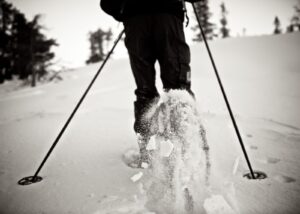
[18,176,43,186]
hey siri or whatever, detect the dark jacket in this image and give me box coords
[122,0,198,21]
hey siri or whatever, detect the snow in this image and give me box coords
[203,195,236,214]
[130,172,143,183]
[146,136,157,151]
[158,139,174,157]
[0,32,300,213]
[138,90,208,213]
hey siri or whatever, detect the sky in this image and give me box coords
[7,0,300,68]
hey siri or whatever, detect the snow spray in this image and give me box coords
[137,90,240,214]
[140,90,210,213]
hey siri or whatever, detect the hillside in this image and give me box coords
[0,32,299,213]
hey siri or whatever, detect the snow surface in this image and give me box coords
[0,32,300,213]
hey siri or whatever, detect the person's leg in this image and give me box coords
[154,14,194,96]
[123,16,159,136]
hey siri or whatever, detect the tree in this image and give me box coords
[11,13,57,86]
[273,16,282,34]
[287,3,300,32]
[192,0,215,41]
[0,0,14,82]
[27,15,57,86]
[86,28,112,64]
[11,11,32,80]
[0,0,57,86]
[219,2,230,38]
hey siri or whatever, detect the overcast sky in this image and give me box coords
[8,0,300,68]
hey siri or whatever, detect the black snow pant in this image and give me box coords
[123,14,193,136]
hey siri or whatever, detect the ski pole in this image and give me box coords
[191,4,266,180]
[18,29,125,185]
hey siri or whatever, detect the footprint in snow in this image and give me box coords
[246,134,253,138]
[274,175,296,183]
[249,145,258,150]
[258,157,280,164]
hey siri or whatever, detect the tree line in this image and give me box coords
[2,0,299,83]
[274,4,300,34]
[0,0,57,86]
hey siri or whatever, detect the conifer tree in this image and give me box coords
[273,16,282,34]
[287,3,300,32]
[192,0,215,41]
[0,0,14,82]
[11,13,57,85]
[220,2,230,38]
[28,15,57,85]
[86,28,113,64]
[0,0,57,85]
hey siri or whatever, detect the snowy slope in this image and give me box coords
[0,32,300,213]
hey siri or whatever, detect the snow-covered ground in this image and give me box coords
[0,32,299,213]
